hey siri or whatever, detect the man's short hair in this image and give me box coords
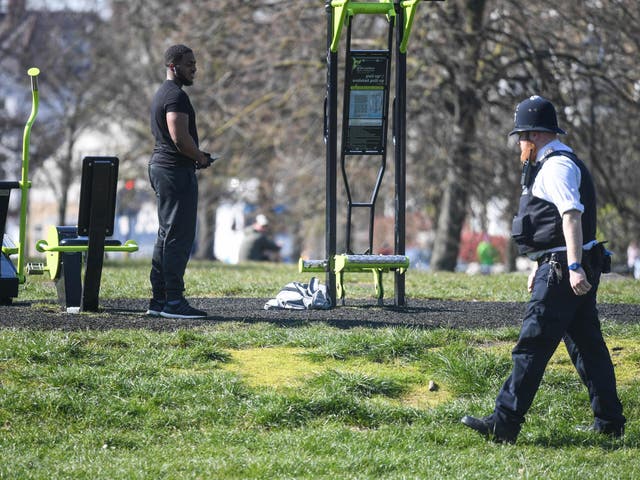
[164,44,193,66]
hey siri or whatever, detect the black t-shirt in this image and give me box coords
[149,79,199,168]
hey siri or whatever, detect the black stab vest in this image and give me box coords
[511,151,597,255]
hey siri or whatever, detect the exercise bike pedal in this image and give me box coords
[26,262,45,275]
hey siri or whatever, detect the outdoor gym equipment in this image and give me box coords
[0,67,40,305]
[33,157,138,313]
[0,68,138,311]
[300,1,431,307]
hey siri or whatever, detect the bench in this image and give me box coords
[300,253,409,306]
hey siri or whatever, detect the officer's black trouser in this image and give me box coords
[493,250,625,436]
[148,164,198,302]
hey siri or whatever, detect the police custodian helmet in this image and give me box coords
[509,95,566,136]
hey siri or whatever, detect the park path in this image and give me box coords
[2,298,639,331]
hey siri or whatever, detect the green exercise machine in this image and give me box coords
[0,68,138,311]
[1,67,40,304]
[300,1,434,306]
[33,156,139,312]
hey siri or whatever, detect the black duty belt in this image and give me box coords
[537,249,593,266]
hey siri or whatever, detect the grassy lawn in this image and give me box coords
[18,258,640,304]
[2,261,639,479]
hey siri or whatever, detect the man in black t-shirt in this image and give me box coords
[147,44,211,319]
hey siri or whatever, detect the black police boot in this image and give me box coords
[461,415,518,444]
[577,422,624,438]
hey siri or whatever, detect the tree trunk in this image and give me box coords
[430,146,471,271]
[505,238,518,273]
[194,179,217,260]
[429,0,486,271]
[57,131,75,226]
[430,89,479,271]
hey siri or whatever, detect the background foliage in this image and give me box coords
[1,0,639,268]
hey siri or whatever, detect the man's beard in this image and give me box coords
[177,70,193,86]
[520,140,537,165]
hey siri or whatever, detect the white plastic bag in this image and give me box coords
[264,277,331,310]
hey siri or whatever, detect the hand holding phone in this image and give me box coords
[196,152,220,169]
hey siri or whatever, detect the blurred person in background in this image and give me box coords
[626,240,639,279]
[476,233,498,275]
[238,214,281,262]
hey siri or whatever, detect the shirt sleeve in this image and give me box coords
[164,89,190,114]
[532,155,583,215]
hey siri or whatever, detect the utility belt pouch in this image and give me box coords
[583,259,595,284]
[602,250,612,274]
[511,214,531,243]
[591,242,612,274]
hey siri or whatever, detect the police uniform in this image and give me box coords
[462,96,625,443]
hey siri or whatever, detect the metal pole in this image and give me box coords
[394,4,407,306]
[18,67,40,283]
[325,1,338,306]
[340,18,353,254]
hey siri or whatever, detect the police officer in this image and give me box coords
[461,95,625,443]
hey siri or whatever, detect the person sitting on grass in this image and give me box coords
[238,214,281,263]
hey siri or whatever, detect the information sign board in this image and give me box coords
[345,51,389,154]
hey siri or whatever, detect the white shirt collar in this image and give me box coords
[535,139,573,164]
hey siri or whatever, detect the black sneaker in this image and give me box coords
[160,298,207,319]
[577,423,624,438]
[461,415,518,444]
[146,298,165,316]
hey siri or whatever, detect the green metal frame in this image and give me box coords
[35,238,139,281]
[333,254,408,305]
[1,246,18,256]
[35,239,139,254]
[399,0,420,53]
[15,67,40,283]
[330,0,420,53]
[300,254,408,305]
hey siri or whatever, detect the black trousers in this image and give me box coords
[493,252,625,435]
[148,164,198,302]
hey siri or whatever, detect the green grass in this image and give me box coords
[2,261,640,479]
[19,258,640,304]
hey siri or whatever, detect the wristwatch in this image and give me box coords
[568,262,581,271]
